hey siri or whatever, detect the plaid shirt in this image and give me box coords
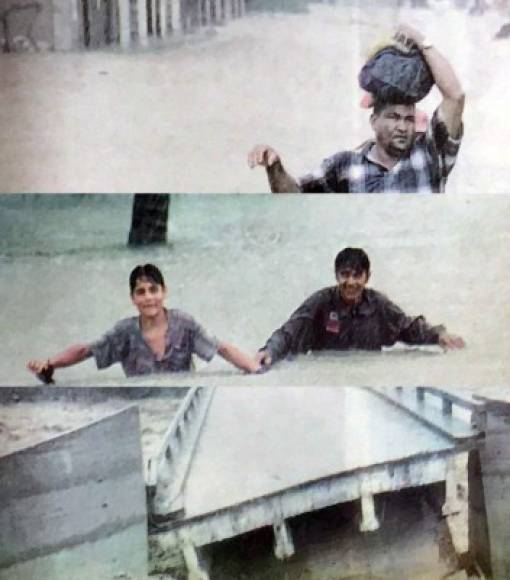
[298,109,463,194]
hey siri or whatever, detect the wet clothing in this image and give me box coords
[261,287,445,363]
[298,110,462,193]
[90,309,219,377]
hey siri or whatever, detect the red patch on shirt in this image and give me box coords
[326,312,340,334]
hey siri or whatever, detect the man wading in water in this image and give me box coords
[27,264,261,381]
[248,24,464,193]
[256,248,465,369]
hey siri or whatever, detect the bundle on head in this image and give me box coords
[358,41,434,105]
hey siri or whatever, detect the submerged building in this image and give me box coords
[0,0,247,51]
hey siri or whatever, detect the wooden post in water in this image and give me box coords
[182,542,210,580]
[128,194,171,246]
[118,0,131,47]
[137,0,149,45]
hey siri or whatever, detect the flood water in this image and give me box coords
[0,3,509,192]
[1,193,509,387]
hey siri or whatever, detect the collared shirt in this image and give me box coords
[262,287,445,363]
[90,309,220,377]
[298,109,462,193]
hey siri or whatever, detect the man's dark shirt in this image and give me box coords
[262,287,445,363]
[298,110,463,193]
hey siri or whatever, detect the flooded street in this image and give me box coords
[1,193,509,387]
[0,3,508,193]
[1,4,508,578]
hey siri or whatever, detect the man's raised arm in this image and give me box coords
[395,24,465,138]
[247,144,300,193]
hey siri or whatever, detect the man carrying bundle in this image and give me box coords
[248,24,465,193]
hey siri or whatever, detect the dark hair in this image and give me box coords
[334,248,370,276]
[129,264,165,294]
[372,97,416,116]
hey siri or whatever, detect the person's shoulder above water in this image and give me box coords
[110,315,139,333]
[304,285,339,306]
[166,308,202,329]
[364,287,391,303]
[167,307,193,320]
[99,316,141,343]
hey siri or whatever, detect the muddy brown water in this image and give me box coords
[0,4,508,193]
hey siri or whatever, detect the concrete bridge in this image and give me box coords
[1,385,509,579]
[148,386,486,579]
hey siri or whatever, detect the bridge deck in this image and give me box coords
[184,387,457,518]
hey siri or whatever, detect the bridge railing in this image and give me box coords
[146,386,214,522]
[369,386,487,441]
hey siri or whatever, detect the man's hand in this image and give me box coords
[394,23,425,48]
[248,145,281,169]
[438,332,465,351]
[27,359,55,384]
[246,358,263,374]
[27,359,51,374]
[248,145,300,193]
[256,350,273,368]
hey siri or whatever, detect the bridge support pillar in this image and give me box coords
[443,451,469,555]
[273,519,295,560]
[359,491,380,532]
[358,473,380,532]
[182,541,210,580]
